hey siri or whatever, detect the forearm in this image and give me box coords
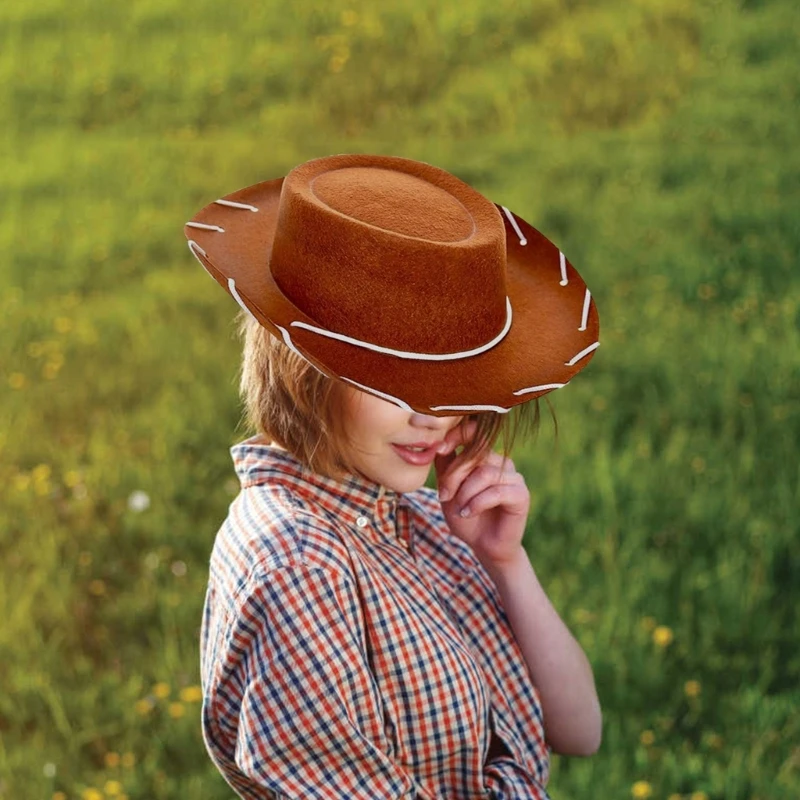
[482,547,602,756]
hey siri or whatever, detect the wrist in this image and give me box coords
[479,545,530,585]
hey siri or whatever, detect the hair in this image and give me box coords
[233,308,556,481]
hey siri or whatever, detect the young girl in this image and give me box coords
[185,154,602,799]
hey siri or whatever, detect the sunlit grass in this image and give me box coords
[1,0,798,797]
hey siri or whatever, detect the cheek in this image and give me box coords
[344,406,395,445]
[360,397,408,435]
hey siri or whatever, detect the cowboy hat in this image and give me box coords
[184,153,599,415]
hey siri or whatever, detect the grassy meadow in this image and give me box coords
[1,0,798,797]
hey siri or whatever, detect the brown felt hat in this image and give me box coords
[184,153,599,416]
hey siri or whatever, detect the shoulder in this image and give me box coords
[209,482,356,609]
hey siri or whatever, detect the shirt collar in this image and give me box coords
[231,434,403,533]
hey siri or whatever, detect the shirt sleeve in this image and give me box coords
[229,562,438,800]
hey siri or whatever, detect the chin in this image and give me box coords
[393,471,430,494]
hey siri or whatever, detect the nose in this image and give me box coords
[409,412,462,432]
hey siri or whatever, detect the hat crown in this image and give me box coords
[268,154,509,356]
[310,166,475,242]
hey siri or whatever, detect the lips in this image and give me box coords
[391,442,440,466]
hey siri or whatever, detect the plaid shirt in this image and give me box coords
[200,435,551,799]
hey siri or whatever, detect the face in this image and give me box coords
[341,386,464,494]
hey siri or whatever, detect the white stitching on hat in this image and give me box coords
[565,341,600,366]
[290,297,513,361]
[187,241,217,283]
[227,279,259,323]
[559,252,568,286]
[187,240,207,259]
[579,288,591,331]
[214,199,259,212]
[186,221,225,232]
[340,377,414,412]
[501,206,527,246]
[272,322,331,377]
[430,403,511,413]
[512,383,567,396]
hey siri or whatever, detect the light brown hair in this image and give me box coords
[234,309,553,481]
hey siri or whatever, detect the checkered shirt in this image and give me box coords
[200,435,551,799]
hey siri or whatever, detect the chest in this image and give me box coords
[351,540,492,779]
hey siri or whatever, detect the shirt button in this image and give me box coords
[356,516,368,528]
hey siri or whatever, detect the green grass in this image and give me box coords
[1,0,798,797]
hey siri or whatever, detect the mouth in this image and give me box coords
[391,442,440,466]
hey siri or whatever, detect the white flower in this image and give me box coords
[128,490,150,512]
[43,763,56,778]
[171,560,187,577]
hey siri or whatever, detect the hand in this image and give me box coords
[433,419,531,569]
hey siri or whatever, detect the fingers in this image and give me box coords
[447,460,524,515]
[437,418,479,455]
[433,419,478,484]
[437,449,517,504]
[458,479,528,519]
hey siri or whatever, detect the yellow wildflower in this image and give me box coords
[652,625,674,647]
[104,779,123,796]
[64,470,82,488]
[640,616,657,632]
[43,361,62,379]
[179,685,203,703]
[32,464,52,482]
[9,372,26,389]
[639,730,655,746]
[684,679,701,697]
[632,781,653,799]
[690,793,709,800]
[135,698,153,715]
[152,682,170,699]
[88,579,107,596]
[53,793,68,800]
[34,478,52,497]
[54,316,73,333]
[81,789,104,800]
[168,701,185,718]
[121,752,136,768]
[104,751,120,768]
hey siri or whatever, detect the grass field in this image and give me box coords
[1,0,798,797]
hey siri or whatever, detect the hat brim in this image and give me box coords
[184,177,599,416]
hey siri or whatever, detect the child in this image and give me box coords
[185,154,602,799]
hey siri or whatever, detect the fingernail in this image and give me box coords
[436,442,449,454]
[459,506,471,518]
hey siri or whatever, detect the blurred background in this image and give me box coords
[1,0,798,797]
